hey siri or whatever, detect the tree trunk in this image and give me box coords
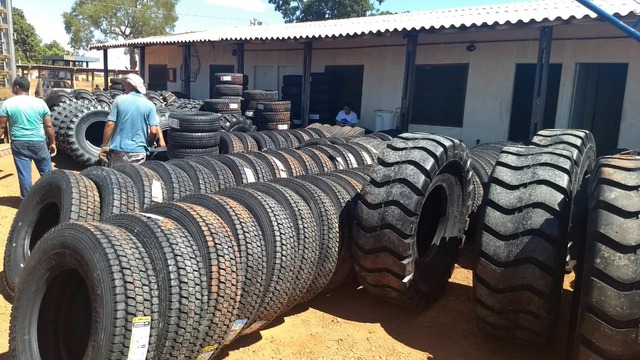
[128,47,138,71]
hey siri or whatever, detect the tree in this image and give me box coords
[40,41,73,57]
[13,7,42,64]
[268,0,385,23]
[63,0,179,70]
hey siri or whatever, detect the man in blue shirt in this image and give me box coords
[100,73,162,166]
[0,77,56,199]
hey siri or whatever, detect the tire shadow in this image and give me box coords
[0,196,20,209]
[52,153,86,172]
[0,272,13,304]
[0,351,9,360]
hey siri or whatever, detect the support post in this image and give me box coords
[70,68,76,89]
[400,32,418,133]
[91,71,95,90]
[139,47,146,81]
[529,26,553,140]
[6,0,16,82]
[236,43,245,74]
[103,49,109,90]
[183,45,191,98]
[301,42,313,127]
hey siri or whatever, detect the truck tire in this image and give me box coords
[233,132,259,153]
[111,163,168,209]
[80,166,140,219]
[167,111,221,133]
[246,131,275,150]
[216,155,257,186]
[280,149,320,175]
[266,151,304,177]
[299,147,336,173]
[143,161,195,201]
[229,153,274,182]
[214,84,243,97]
[219,132,245,154]
[189,157,236,191]
[257,101,291,112]
[168,130,221,149]
[167,145,219,159]
[167,159,219,194]
[354,133,472,308]
[64,106,111,167]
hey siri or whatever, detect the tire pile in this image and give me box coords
[7,135,387,359]
[166,111,221,159]
[281,73,341,126]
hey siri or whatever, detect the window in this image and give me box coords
[411,64,469,127]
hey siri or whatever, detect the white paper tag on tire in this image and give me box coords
[140,213,164,221]
[257,104,265,110]
[346,153,357,167]
[272,158,288,178]
[244,167,256,183]
[221,75,232,82]
[229,103,239,109]
[168,118,180,129]
[277,124,288,130]
[127,316,151,360]
[224,319,247,344]
[151,179,163,203]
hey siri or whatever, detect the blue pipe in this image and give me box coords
[575,0,640,43]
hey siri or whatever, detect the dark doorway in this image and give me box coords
[148,64,168,91]
[508,64,562,143]
[210,64,235,98]
[324,65,364,118]
[570,63,628,156]
[411,64,469,127]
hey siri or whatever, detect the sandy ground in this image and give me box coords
[0,153,573,359]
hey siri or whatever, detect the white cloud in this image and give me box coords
[205,0,268,12]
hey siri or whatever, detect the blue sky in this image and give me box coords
[18,0,530,68]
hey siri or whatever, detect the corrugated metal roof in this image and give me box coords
[90,0,640,49]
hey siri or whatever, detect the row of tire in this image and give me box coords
[7,137,387,359]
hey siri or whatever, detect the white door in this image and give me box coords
[254,66,277,91]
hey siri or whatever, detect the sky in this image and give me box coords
[17,0,531,69]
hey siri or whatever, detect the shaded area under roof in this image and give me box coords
[42,55,101,63]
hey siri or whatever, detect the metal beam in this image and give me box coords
[301,42,312,127]
[576,0,640,43]
[139,47,146,81]
[236,43,245,74]
[103,49,109,90]
[529,26,553,140]
[7,0,16,81]
[400,32,418,133]
[183,45,191,98]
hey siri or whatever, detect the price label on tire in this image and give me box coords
[229,103,239,109]
[277,124,288,130]
[168,118,180,129]
[127,316,151,360]
[221,75,232,82]
[257,104,265,110]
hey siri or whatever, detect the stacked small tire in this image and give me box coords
[167,111,221,159]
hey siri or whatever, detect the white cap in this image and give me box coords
[124,73,146,94]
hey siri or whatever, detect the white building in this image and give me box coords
[92,0,640,155]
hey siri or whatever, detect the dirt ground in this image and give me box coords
[0,153,574,359]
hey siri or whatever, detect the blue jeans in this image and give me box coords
[11,140,52,199]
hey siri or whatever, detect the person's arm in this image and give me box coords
[102,120,116,146]
[146,107,160,147]
[44,115,57,155]
[148,125,160,147]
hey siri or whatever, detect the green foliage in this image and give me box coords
[40,41,74,57]
[63,0,179,69]
[268,0,385,23]
[13,8,42,64]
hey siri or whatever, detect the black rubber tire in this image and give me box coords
[3,171,101,297]
[167,159,219,194]
[215,155,257,185]
[354,133,472,309]
[571,155,640,359]
[351,137,386,156]
[143,161,195,201]
[214,84,243,97]
[57,99,101,155]
[108,89,123,98]
[307,127,328,138]
[219,188,297,333]
[300,138,331,148]
[261,130,288,150]
[263,122,290,131]
[280,148,320,175]
[243,90,279,102]
[167,145,219,159]
[233,131,259,153]
[111,163,168,209]
[188,157,236,191]
[80,166,140,219]
[168,130,220,149]
[247,183,320,307]
[371,132,393,141]
[473,145,575,345]
[74,89,92,101]
[107,213,205,359]
[470,149,499,184]
[332,143,364,168]
[282,75,302,86]
[299,128,319,139]
[168,111,221,133]
[266,150,304,177]
[257,101,291,112]
[213,73,244,85]
[219,132,245,155]
[299,147,337,173]
[249,152,289,179]
[257,111,290,123]
[44,90,73,110]
[348,142,377,166]
[63,104,111,166]
[202,99,242,113]
[246,131,275,150]
[289,129,311,143]
[180,194,267,346]
[314,145,350,170]
[275,130,300,148]
[10,223,159,359]
[147,203,241,356]
[229,153,275,182]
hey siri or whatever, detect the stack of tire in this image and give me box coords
[205,73,255,132]
[7,136,386,359]
[281,73,341,126]
[243,90,281,131]
[166,111,221,159]
[256,100,292,130]
[281,75,302,126]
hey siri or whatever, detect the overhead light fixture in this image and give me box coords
[466,41,477,52]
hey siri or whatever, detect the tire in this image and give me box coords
[246,131,275,150]
[80,166,140,219]
[330,143,363,168]
[213,73,244,85]
[202,99,242,113]
[354,133,472,309]
[219,132,245,154]
[280,148,320,175]
[289,129,311,143]
[257,101,291,112]
[233,132,259,153]
[168,111,221,133]
[266,150,304,177]
[215,155,258,185]
[571,155,640,359]
[348,142,377,166]
[229,153,275,182]
[111,163,168,209]
[143,161,195,201]
[188,157,236,191]
[300,138,331,148]
[299,147,337,173]
[257,111,291,123]
[168,130,221,149]
[3,171,101,296]
[214,84,243,97]
[352,136,387,155]
[263,122,290,131]
[107,213,205,359]
[261,130,288,150]
[473,145,574,345]
[44,90,73,110]
[108,89,124,98]
[220,188,297,332]
[314,145,350,170]
[371,132,393,141]
[282,75,302,86]
[57,99,102,155]
[243,90,279,102]
[249,152,290,179]
[306,127,328,139]
[274,130,300,148]
[300,128,321,139]
[167,159,219,194]
[167,145,219,159]
[10,223,159,359]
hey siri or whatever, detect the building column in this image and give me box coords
[103,49,109,90]
[529,26,554,139]
[236,43,245,74]
[70,68,76,88]
[139,47,146,81]
[400,31,418,133]
[183,45,191,98]
[301,42,313,127]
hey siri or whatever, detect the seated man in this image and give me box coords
[335,103,358,127]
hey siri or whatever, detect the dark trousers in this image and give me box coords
[11,140,52,199]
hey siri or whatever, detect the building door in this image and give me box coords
[325,65,364,118]
[570,63,628,156]
[148,64,168,91]
[254,66,278,91]
[209,64,235,98]
[508,64,562,143]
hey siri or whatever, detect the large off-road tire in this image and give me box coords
[111,163,168,209]
[167,159,219,194]
[354,133,472,309]
[57,99,100,154]
[143,161,195,201]
[80,166,140,219]
[571,155,640,359]
[107,213,205,359]
[3,171,101,296]
[474,145,575,345]
[167,111,221,133]
[64,105,110,167]
[45,90,74,110]
[10,223,159,359]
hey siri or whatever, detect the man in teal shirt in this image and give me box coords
[0,77,56,199]
[100,73,162,165]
